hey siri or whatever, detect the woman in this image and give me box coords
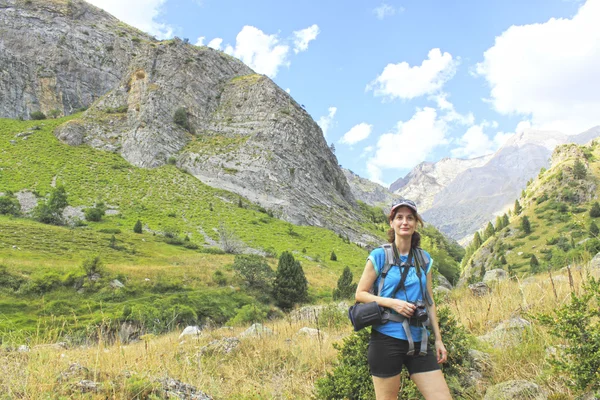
[355,199,452,400]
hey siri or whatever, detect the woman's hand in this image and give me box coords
[435,340,448,364]
[386,299,416,318]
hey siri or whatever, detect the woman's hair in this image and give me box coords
[387,206,424,248]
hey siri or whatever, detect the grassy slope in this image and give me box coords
[463,142,600,279]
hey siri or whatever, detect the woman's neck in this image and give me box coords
[394,237,411,255]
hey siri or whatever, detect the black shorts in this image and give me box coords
[368,329,441,377]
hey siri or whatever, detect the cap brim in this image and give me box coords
[391,203,418,214]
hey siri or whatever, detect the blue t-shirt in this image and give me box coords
[368,247,433,341]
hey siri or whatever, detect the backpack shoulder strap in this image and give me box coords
[374,244,395,296]
[413,248,434,306]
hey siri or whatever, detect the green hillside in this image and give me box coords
[461,141,600,282]
[0,116,461,343]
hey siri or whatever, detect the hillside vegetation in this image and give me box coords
[0,116,461,343]
[461,141,600,283]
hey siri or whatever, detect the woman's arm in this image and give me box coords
[355,259,415,318]
[426,270,448,364]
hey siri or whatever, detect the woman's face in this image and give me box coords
[390,206,416,238]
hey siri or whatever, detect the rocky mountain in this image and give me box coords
[389,155,493,212]
[342,168,399,209]
[0,0,368,240]
[419,127,600,242]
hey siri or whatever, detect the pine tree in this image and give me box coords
[590,221,599,237]
[502,214,509,228]
[330,251,337,261]
[521,216,531,234]
[573,159,586,179]
[590,202,600,218]
[333,266,357,300]
[495,215,504,231]
[530,254,540,273]
[273,251,308,310]
[472,231,482,249]
[500,255,507,265]
[134,220,143,234]
[484,222,495,241]
[514,200,522,215]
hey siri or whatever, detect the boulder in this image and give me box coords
[483,380,546,399]
[200,337,240,355]
[240,323,273,338]
[158,377,213,400]
[478,317,532,348]
[469,282,491,297]
[110,279,125,289]
[179,326,202,339]
[297,327,326,339]
[468,349,493,375]
[119,322,141,344]
[435,274,453,290]
[433,286,451,299]
[483,269,508,284]
[590,252,600,269]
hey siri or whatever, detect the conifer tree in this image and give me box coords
[134,220,143,234]
[514,199,522,215]
[502,214,510,228]
[472,231,482,249]
[590,202,600,218]
[573,159,586,179]
[273,251,308,310]
[330,251,337,261]
[333,266,356,300]
[521,216,531,234]
[530,254,540,273]
[484,222,495,241]
[500,255,507,265]
[495,215,504,231]
[590,221,599,237]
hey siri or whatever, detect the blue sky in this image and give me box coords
[87,0,599,186]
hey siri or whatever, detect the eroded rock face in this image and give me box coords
[1,0,368,240]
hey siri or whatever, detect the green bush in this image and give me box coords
[0,265,25,292]
[30,111,46,120]
[227,303,268,326]
[133,219,143,234]
[0,195,20,216]
[232,254,274,290]
[99,228,121,234]
[84,202,106,222]
[81,255,104,278]
[537,277,600,395]
[332,266,356,301]
[315,307,473,399]
[213,270,227,286]
[173,107,190,130]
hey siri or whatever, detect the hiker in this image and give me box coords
[355,199,452,400]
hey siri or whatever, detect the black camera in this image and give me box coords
[409,300,428,323]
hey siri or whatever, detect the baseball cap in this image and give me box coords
[390,198,418,214]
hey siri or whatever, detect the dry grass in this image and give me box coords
[2,267,598,399]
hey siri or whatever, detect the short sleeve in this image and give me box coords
[367,247,386,277]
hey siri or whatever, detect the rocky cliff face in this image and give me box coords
[342,168,399,209]
[1,0,366,240]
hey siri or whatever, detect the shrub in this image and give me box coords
[590,202,600,218]
[573,159,587,179]
[232,254,274,290]
[30,111,46,120]
[0,265,25,291]
[81,255,104,278]
[537,277,600,395]
[84,202,106,222]
[213,270,227,286]
[34,185,68,225]
[99,228,121,234]
[0,195,20,216]
[173,107,190,130]
[227,304,268,326]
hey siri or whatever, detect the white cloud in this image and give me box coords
[430,92,475,126]
[451,121,513,158]
[195,36,205,46]
[293,24,320,54]
[340,123,372,145]
[475,0,600,134]
[285,88,291,94]
[222,26,289,78]
[207,38,223,50]
[367,49,458,100]
[317,107,337,137]
[86,0,173,39]
[373,3,398,19]
[366,108,447,182]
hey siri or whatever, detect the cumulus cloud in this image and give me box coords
[340,123,373,145]
[86,0,173,39]
[450,122,504,158]
[293,24,320,54]
[366,108,447,182]
[367,49,458,100]
[475,0,600,134]
[195,36,205,46]
[219,26,290,78]
[373,3,398,19]
[430,92,475,126]
[207,38,223,50]
[317,107,337,137]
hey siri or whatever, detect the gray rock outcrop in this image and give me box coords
[483,269,508,285]
[478,317,532,348]
[483,380,546,400]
